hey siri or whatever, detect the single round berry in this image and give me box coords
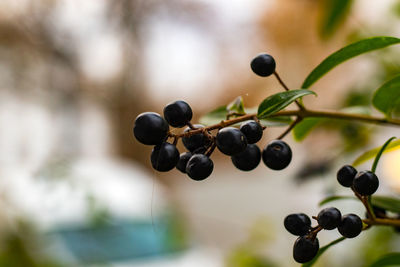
[216,127,248,156]
[317,207,341,230]
[150,142,179,172]
[284,213,311,236]
[186,154,214,181]
[262,140,292,170]
[240,121,263,144]
[338,214,363,238]
[231,144,261,171]
[353,171,379,196]
[293,236,319,263]
[182,124,210,152]
[163,100,193,128]
[337,165,357,187]
[250,53,276,77]
[176,152,192,173]
[133,112,169,145]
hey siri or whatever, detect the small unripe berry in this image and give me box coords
[186,154,214,181]
[216,127,247,156]
[133,112,169,145]
[317,207,341,230]
[284,213,311,236]
[293,236,319,263]
[262,140,292,170]
[163,100,193,128]
[338,214,363,238]
[353,171,379,196]
[150,142,179,172]
[182,124,210,152]
[240,120,263,144]
[176,152,192,173]
[250,53,276,77]
[231,144,261,171]
[337,165,357,187]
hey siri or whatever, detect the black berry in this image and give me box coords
[231,144,261,171]
[216,127,247,156]
[337,165,357,187]
[353,171,379,196]
[186,154,214,181]
[250,53,276,77]
[293,236,319,263]
[284,213,311,236]
[338,214,363,238]
[262,140,292,170]
[176,152,192,173]
[317,207,341,230]
[163,100,193,128]
[182,124,210,152]
[150,142,179,172]
[133,112,169,145]
[240,121,263,144]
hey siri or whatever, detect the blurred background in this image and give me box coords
[0,0,400,266]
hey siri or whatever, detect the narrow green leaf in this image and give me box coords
[318,195,357,206]
[371,137,396,173]
[372,75,400,117]
[320,0,353,38]
[227,96,245,114]
[257,90,316,119]
[302,36,400,88]
[199,106,227,126]
[293,118,324,141]
[371,196,400,213]
[369,253,400,267]
[302,237,346,267]
[352,139,400,167]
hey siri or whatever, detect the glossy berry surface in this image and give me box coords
[353,171,379,196]
[240,121,263,144]
[231,144,261,171]
[250,53,276,77]
[293,236,319,263]
[150,142,179,172]
[262,140,292,170]
[338,214,363,238]
[163,100,193,128]
[182,124,210,152]
[176,152,192,173]
[186,154,214,181]
[284,213,311,236]
[337,165,357,187]
[133,112,169,145]
[216,127,247,156]
[317,207,341,230]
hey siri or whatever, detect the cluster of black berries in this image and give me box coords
[337,165,379,196]
[133,103,293,181]
[285,207,363,263]
[132,52,293,180]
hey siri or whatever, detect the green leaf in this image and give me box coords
[318,195,356,206]
[373,75,400,117]
[371,137,396,173]
[352,139,400,167]
[320,0,353,38]
[293,118,324,141]
[371,196,400,213]
[369,253,400,267]
[227,96,245,114]
[199,105,227,126]
[302,237,346,267]
[302,36,400,88]
[257,90,316,119]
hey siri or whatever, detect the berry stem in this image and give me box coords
[273,71,305,110]
[352,187,376,220]
[363,218,400,227]
[277,117,303,140]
